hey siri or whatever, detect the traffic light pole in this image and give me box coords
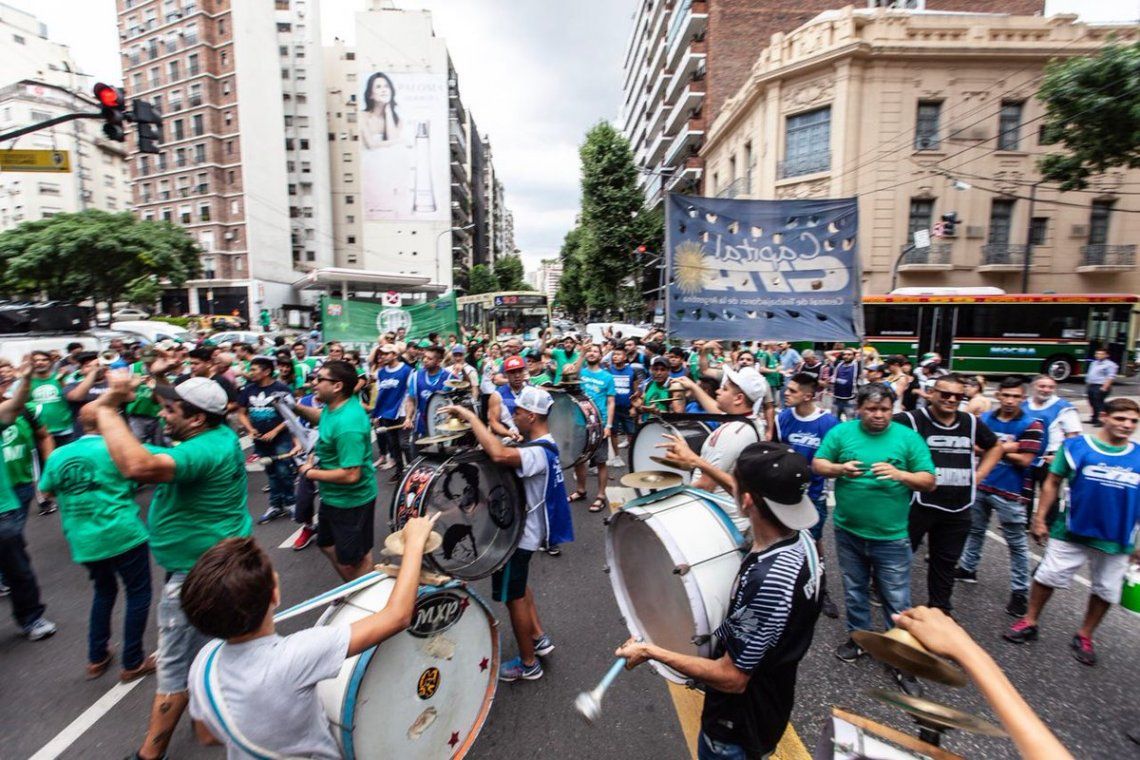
[889,243,917,293]
[0,111,105,143]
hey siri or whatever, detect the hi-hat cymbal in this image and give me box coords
[384,527,444,556]
[851,629,968,687]
[444,378,471,389]
[650,455,695,472]
[415,432,465,446]
[436,419,472,432]
[866,688,1008,738]
[620,470,684,489]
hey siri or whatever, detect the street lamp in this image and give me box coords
[435,224,476,287]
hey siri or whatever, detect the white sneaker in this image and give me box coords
[607,458,624,468]
[24,617,57,641]
[379,459,396,470]
[617,440,629,449]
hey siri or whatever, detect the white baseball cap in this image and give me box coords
[722,366,767,403]
[515,385,554,415]
[156,377,229,416]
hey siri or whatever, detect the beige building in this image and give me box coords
[701,8,1140,296]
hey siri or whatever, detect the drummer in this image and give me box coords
[444,345,480,401]
[616,442,823,760]
[402,345,448,437]
[441,386,573,683]
[487,355,527,441]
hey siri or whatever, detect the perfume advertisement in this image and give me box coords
[360,70,449,222]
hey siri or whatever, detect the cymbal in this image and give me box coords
[866,688,1008,738]
[620,470,684,489]
[436,419,472,432]
[415,432,465,446]
[374,423,405,431]
[650,455,695,472]
[444,378,471,389]
[851,629,968,687]
[384,528,444,556]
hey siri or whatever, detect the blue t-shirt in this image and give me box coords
[609,365,637,410]
[774,407,840,501]
[238,381,294,437]
[373,362,413,420]
[578,366,616,425]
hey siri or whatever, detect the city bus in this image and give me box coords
[457,291,551,341]
[862,291,1139,381]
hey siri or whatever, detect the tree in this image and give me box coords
[0,210,201,309]
[556,226,587,317]
[493,254,528,291]
[467,264,499,295]
[1037,41,1140,190]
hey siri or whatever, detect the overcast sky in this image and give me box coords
[3,0,1134,272]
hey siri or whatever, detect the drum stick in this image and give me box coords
[272,570,386,623]
[574,657,628,724]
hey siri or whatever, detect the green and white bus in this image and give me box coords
[457,291,551,341]
[863,291,1139,381]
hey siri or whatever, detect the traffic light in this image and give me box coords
[940,212,959,237]
[93,82,126,142]
[131,98,163,155]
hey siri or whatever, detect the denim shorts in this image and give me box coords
[155,572,210,694]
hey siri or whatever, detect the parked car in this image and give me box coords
[111,320,192,345]
[209,330,266,347]
[0,333,99,364]
[111,307,151,321]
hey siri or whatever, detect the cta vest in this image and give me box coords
[1063,435,1140,548]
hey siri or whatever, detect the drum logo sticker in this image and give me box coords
[409,591,467,638]
[396,465,434,527]
[417,667,441,700]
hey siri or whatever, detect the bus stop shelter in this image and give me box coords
[291,267,447,301]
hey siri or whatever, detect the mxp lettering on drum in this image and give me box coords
[409,590,467,638]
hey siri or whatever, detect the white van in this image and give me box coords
[0,334,99,364]
[585,322,649,344]
[111,320,192,344]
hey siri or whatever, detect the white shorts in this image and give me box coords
[1034,538,1131,603]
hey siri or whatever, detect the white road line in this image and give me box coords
[985,528,1091,588]
[280,526,304,549]
[28,678,146,760]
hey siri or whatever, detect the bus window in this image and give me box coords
[956,303,1087,339]
[865,304,918,336]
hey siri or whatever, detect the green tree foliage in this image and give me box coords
[493,254,529,291]
[467,263,499,295]
[0,210,201,308]
[556,226,587,316]
[1038,41,1140,190]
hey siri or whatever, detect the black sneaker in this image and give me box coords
[38,501,57,516]
[1006,592,1028,618]
[820,589,839,619]
[893,668,924,698]
[953,567,977,584]
[544,544,562,557]
[835,639,864,662]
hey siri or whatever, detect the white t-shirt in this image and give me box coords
[188,625,351,760]
[695,417,765,531]
[515,433,555,552]
[1026,395,1082,453]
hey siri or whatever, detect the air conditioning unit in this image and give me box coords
[1070,224,1088,238]
[224,231,234,240]
[965,225,985,239]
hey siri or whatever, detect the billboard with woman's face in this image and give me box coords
[361,70,449,222]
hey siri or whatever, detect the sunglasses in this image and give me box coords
[936,389,965,401]
[314,376,334,384]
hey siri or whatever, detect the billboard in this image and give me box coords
[360,70,449,222]
[665,193,863,342]
[320,294,458,348]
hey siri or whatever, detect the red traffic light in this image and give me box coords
[636,245,647,253]
[94,83,123,109]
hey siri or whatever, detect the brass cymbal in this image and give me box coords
[851,629,968,687]
[620,470,684,490]
[436,418,472,432]
[650,455,695,472]
[384,527,444,556]
[444,378,471,389]
[866,688,1008,738]
[415,432,465,446]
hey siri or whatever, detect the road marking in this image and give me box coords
[666,682,810,760]
[28,678,146,760]
[984,529,1090,588]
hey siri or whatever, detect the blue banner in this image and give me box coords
[665,193,863,342]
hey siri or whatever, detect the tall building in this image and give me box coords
[620,0,1044,207]
[0,4,89,90]
[700,8,1140,294]
[116,0,333,319]
[530,258,563,300]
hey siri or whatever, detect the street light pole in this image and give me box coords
[434,224,475,288]
[1020,181,1040,294]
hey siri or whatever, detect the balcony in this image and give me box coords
[715,175,752,200]
[666,0,709,70]
[664,79,705,136]
[451,184,470,213]
[665,116,704,165]
[646,128,672,165]
[777,152,831,180]
[664,44,707,104]
[666,155,703,194]
[448,119,467,160]
[646,69,671,111]
[450,157,468,184]
[979,243,1029,271]
[898,242,952,271]
[1078,244,1137,272]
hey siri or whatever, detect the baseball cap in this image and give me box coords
[722,366,767,403]
[523,349,543,362]
[451,345,466,355]
[865,362,885,372]
[379,344,397,354]
[503,355,525,372]
[735,443,818,530]
[156,376,229,416]
[650,356,670,369]
[515,385,553,415]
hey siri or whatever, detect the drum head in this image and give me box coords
[547,391,595,469]
[425,392,466,438]
[319,583,499,759]
[392,451,525,580]
[630,420,710,483]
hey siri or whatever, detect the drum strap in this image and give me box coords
[198,641,306,760]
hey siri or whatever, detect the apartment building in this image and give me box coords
[529,258,563,300]
[700,8,1140,294]
[620,0,1044,207]
[116,0,332,319]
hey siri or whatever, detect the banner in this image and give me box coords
[320,294,458,349]
[665,193,862,341]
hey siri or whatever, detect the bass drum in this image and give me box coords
[425,391,479,438]
[629,418,711,483]
[605,486,745,684]
[317,579,499,759]
[391,449,525,580]
[547,388,602,469]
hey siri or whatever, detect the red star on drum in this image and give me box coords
[478,657,488,672]
[448,731,460,748]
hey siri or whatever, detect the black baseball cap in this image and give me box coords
[650,356,670,369]
[735,443,818,530]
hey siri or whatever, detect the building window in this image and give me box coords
[224,111,233,126]
[305,250,316,262]
[907,199,934,240]
[173,119,185,140]
[347,235,356,244]
[191,114,203,135]
[168,60,180,80]
[220,51,228,66]
[277,22,291,32]
[13,34,25,44]
[1088,201,1113,245]
[180,206,192,224]
[781,107,831,178]
[199,203,210,221]
[202,256,216,278]
[222,80,231,95]
[299,139,309,149]
[281,69,290,79]
[344,173,354,182]
[288,183,296,195]
[301,161,311,173]
[343,152,352,162]
[997,101,1023,151]
[345,194,354,204]
[194,144,206,163]
[914,101,941,150]
[285,138,294,150]
[346,215,354,224]
[345,52,355,60]
[1029,217,1049,246]
[279,45,288,56]
[988,200,1015,245]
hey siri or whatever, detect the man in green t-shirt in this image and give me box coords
[551,334,585,383]
[27,350,74,446]
[95,372,250,760]
[39,409,152,681]
[814,384,935,671]
[633,357,678,421]
[125,351,164,445]
[295,359,378,582]
[524,350,552,387]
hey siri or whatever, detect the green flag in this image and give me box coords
[320,294,458,350]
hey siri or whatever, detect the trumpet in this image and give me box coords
[98,350,120,366]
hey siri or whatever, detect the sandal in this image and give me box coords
[589,497,607,513]
[568,490,586,502]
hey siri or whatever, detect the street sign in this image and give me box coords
[913,228,931,249]
[0,149,70,173]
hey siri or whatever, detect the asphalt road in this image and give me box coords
[2,384,1137,760]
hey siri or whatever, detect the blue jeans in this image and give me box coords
[83,542,152,669]
[698,732,764,760]
[808,495,828,542]
[0,508,45,629]
[832,397,855,420]
[255,435,296,509]
[957,492,1030,594]
[834,527,912,633]
[13,483,34,518]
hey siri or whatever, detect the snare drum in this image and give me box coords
[629,417,711,483]
[547,388,603,469]
[392,449,525,580]
[425,391,479,438]
[605,486,745,684]
[316,578,498,759]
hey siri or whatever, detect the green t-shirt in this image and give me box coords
[757,351,782,389]
[38,435,148,563]
[641,380,673,419]
[2,414,37,486]
[314,398,377,507]
[144,425,251,572]
[551,347,580,383]
[0,421,22,515]
[1048,439,1132,554]
[817,420,936,541]
[299,357,321,372]
[529,372,553,387]
[27,375,73,434]
[125,362,163,418]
